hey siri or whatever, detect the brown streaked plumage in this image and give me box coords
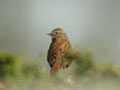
[47,28,74,76]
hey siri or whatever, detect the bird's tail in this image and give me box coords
[50,68,58,76]
[50,60,61,76]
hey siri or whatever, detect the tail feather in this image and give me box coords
[50,59,62,76]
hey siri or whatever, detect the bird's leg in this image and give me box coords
[63,68,68,79]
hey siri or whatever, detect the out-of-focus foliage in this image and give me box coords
[0,52,23,80]
[0,47,120,90]
[73,46,120,82]
[73,46,95,75]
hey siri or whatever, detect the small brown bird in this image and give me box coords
[47,28,74,76]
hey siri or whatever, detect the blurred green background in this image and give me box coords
[0,48,120,90]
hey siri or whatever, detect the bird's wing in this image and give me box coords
[47,39,65,68]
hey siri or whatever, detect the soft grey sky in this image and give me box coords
[0,0,120,65]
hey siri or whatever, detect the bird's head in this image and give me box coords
[47,28,68,40]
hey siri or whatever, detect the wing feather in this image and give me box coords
[47,39,74,69]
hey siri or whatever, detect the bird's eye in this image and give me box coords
[56,32,58,34]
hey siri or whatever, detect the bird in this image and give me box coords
[47,28,74,76]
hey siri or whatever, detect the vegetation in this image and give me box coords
[0,47,120,90]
